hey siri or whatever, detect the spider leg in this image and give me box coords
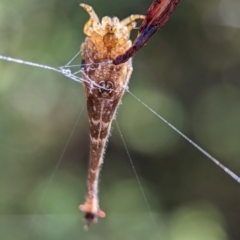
[117,22,137,45]
[80,3,100,23]
[120,14,145,27]
[127,21,137,32]
[80,3,103,41]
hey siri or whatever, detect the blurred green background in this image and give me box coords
[1,0,240,239]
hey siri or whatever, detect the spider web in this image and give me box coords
[1,52,240,239]
[1,51,164,238]
[1,53,239,184]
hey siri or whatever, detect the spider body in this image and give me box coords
[79,3,144,224]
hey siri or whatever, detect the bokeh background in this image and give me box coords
[1,0,240,239]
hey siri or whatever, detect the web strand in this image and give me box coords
[0,54,118,92]
[64,51,80,67]
[115,120,160,236]
[38,103,86,206]
[27,103,85,237]
[0,55,61,73]
[127,89,240,184]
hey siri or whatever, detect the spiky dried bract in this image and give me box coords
[79,3,144,225]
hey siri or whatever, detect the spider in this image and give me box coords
[79,3,144,226]
[79,0,182,226]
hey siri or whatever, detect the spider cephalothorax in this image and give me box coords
[79,3,144,225]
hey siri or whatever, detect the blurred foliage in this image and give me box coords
[0,0,240,239]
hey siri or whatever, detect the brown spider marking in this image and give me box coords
[79,3,144,225]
